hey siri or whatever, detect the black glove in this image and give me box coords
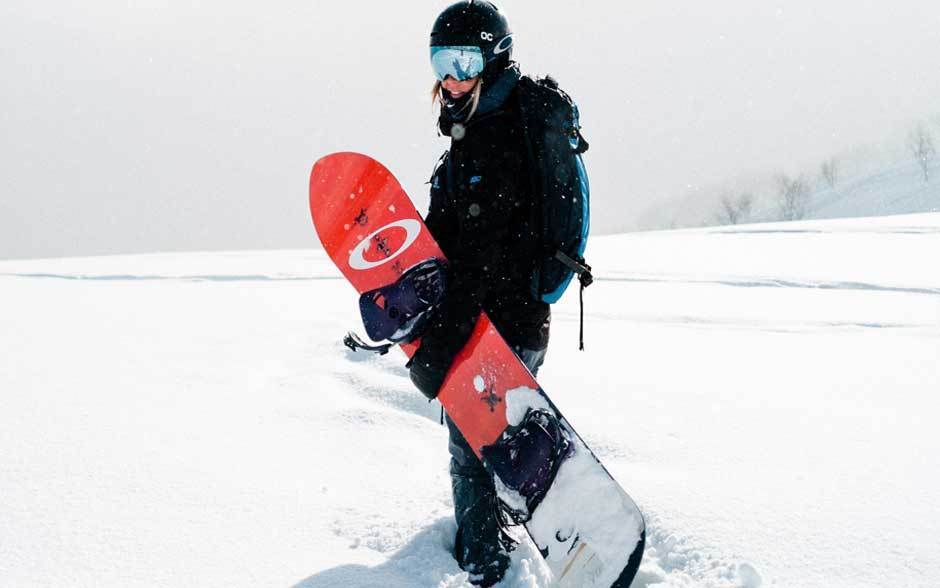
[408,298,479,400]
[408,345,451,400]
[408,261,484,400]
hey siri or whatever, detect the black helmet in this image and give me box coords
[430,1,513,63]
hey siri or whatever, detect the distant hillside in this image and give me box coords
[635,150,939,231]
[810,158,940,220]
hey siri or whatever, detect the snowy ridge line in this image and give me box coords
[0,272,342,282]
[596,274,940,297]
[7,271,938,296]
[552,310,936,334]
[704,227,940,235]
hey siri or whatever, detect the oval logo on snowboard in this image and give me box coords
[348,219,422,270]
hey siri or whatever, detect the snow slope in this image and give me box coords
[1,213,938,588]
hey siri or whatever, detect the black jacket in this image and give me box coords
[420,82,550,370]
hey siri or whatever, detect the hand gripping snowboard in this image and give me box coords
[310,152,645,587]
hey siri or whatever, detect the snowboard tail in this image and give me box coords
[310,152,645,587]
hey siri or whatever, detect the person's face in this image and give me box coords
[441,76,479,100]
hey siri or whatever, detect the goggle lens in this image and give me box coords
[430,46,485,81]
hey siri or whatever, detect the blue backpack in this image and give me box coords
[517,75,593,347]
[517,75,592,303]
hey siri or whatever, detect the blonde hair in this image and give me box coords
[431,78,483,122]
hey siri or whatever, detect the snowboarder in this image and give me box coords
[408,2,559,585]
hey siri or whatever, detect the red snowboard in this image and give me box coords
[310,152,644,587]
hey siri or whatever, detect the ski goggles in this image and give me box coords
[430,46,485,81]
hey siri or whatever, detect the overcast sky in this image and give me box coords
[2,0,938,259]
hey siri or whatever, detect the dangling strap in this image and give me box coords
[343,331,392,355]
[554,250,593,283]
[555,250,593,351]
[579,277,586,351]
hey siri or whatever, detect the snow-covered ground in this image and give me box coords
[1,213,938,588]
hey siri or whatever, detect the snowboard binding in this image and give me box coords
[482,408,574,523]
[358,258,447,344]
